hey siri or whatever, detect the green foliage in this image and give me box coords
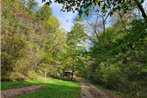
[67,22,86,45]
[43,0,147,23]
[1,0,30,79]
[60,21,88,79]
[2,0,147,97]
[85,19,147,97]
[1,0,67,80]
[47,16,60,31]
[25,0,38,10]
[36,4,52,20]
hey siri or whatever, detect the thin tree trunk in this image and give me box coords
[71,70,74,80]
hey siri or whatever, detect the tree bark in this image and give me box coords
[134,0,147,23]
[71,70,74,80]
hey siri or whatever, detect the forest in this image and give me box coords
[1,0,147,98]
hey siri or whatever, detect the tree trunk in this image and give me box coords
[71,70,74,80]
[134,0,147,23]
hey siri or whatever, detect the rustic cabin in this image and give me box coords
[60,70,73,79]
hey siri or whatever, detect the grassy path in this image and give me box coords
[1,86,46,98]
[1,77,123,98]
[1,78,80,98]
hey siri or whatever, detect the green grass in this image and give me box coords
[1,80,42,90]
[1,78,81,98]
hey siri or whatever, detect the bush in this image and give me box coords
[1,72,26,81]
[27,71,42,80]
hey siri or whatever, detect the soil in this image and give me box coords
[1,86,46,98]
[77,77,121,98]
[80,82,117,98]
[1,78,121,98]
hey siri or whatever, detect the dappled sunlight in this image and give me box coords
[1,0,147,98]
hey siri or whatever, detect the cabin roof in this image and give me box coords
[64,70,72,73]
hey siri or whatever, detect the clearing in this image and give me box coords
[1,86,46,98]
[1,78,122,98]
[1,78,80,98]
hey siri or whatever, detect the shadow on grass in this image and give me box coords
[17,80,80,98]
[1,78,81,98]
[1,80,35,90]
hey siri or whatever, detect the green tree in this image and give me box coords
[43,0,147,22]
[61,21,88,80]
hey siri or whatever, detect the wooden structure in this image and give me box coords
[60,70,73,79]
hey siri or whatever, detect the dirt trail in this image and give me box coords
[80,82,116,98]
[1,86,46,98]
[77,78,120,98]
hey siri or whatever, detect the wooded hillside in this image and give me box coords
[1,0,147,97]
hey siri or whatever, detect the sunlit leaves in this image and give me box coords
[36,4,52,20]
[1,0,67,79]
[47,16,60,31]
